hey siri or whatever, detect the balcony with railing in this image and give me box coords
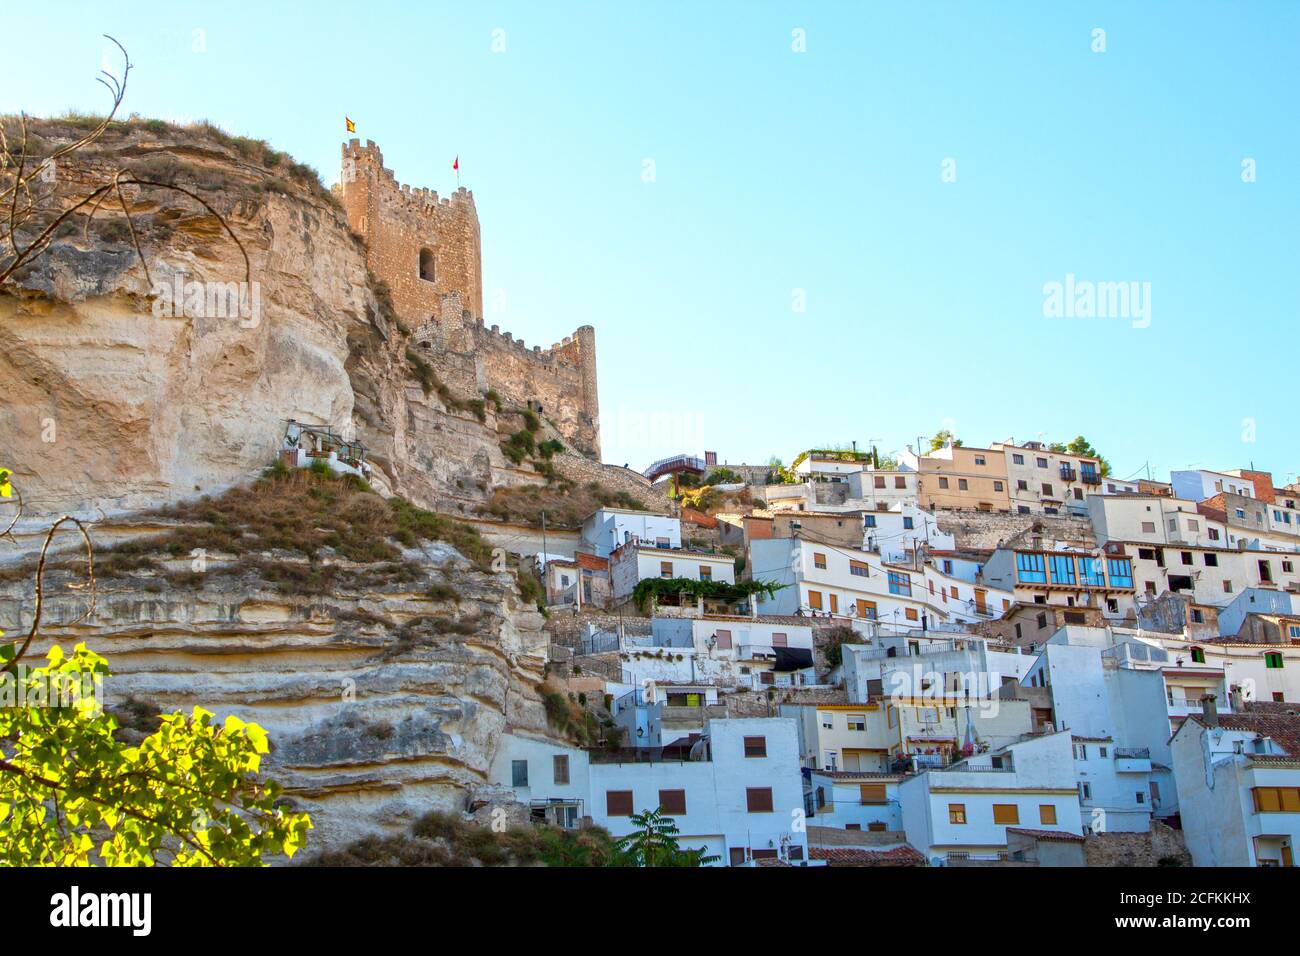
[1059,465,1078,482]
[1080,467,1101,485]
[1113,747,1152,773]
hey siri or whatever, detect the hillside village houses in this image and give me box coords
[510,446,1300,865]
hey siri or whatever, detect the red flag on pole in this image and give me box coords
[453,155,459,172]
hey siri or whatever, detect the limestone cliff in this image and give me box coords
[0,118,581,528]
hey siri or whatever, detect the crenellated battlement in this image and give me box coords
[341,138,599,457]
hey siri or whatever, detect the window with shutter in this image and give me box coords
[606,790,634,816]
[658,789,687,814]
[746,787,774,812]
[992,804,1020,825]
[859,783,887,804]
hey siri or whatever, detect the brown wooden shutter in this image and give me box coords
[746,787,774,813]
[658,789,687,814]
[859,783,887,804]
[606,790,634,816]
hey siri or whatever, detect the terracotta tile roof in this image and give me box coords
[811,770,902,781]
[575,552,609,571]
[1244,700,1300,715]
[1184,711,1300,757]
[809,845,926,866]
[1006,827,1085,843]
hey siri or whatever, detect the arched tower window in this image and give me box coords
[419,248,436,282]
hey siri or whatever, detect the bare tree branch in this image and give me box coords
[1,514,96,674]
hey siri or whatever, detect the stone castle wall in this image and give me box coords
[932,509,1096,551]
[339,140,600,457]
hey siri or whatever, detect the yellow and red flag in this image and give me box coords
[345,117,356,133]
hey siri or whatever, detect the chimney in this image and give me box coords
[1229,686,1244,712]
[1201,694,1219,727]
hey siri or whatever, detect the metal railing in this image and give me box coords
[588,743,712,764]
[932,762,1015,773]
[1114,747,1151,759]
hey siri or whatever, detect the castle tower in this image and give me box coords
[340,139,601,460]
[339,140,483,335]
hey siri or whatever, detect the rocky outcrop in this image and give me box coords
[0,516,553,854]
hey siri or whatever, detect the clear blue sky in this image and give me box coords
[7,2,1298,483]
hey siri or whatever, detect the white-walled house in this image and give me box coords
[1170,469,1256,503]
[1109,540,1300,610]
[841,636,1033,705]
[1020,628,1173,829]
[927,551,986,585]
[848,470,919,510]
[805,770,905,832]
[898,731,1084,865]
[862,505,954,563]
[610,543,736,601]
[750,538,1010,631]
[582,508,681,558]
[782,692,1034,776]
[794,454,868,481]
[629,616,816,688]
[1216,588,1297,636]
[1170,704,1300,867]
[609,683,725,748]
[1087,493,1228,550]
[489,733,594,830]
[1153,630,1300,708]
[492,718,811,866]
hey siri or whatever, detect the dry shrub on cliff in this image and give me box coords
[480,480,646,529]
[57,466,495,593]
[307,811,627,867]
[541,682,607,746]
